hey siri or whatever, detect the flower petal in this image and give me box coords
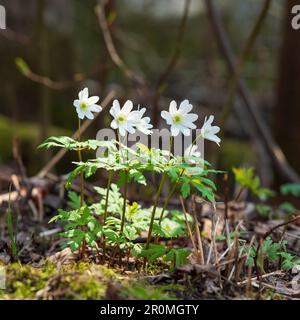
[206,134,221,146]
[170,125,180,136]
[122,100,133,115]
[126,124,136,134]
[73,99,80,108]
[119,125,126,137]
[179,99,193,115]
[182,127,191,136]
[110,119,118,129]
[202,115,214,129]
[76,108,85,119]
[82,87,89,99]
[184,113,198,123]
[161,111,173,125]
[79,87,89,100]
[110,100,121,117]
[89,105,102,113]
[181,119,197,129]
[169,100,177,115]
[87,96,100,105]
[85,110,94,120]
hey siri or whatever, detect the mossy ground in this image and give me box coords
[0,261,179,300]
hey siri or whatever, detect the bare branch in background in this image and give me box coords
[95,0,149,97]
[152,0,191,126]
[37,90,115,178]
[220,0,272,129]
[15,58,108,90]
[204,0,300,183]
[0,28,29,45]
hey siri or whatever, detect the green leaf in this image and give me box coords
[233,167,274,200]
[67,191,81,210]
[38,136,77,150]
[15,57,30,75]
[164,248,190,267]
[262,237,280,262]
[280,183,300,197]
[123,225,138,241]
[279,202,297,214]
[167,167,179,181]
[139,244,166,263]
[160,218,184,238]
[180,183,190,198]
[129,169,146,185]
[192,180,215,203]
[256,204,272,218]
[199,177,217,191]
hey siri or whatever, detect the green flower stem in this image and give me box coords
[156,135,177,225]
[103,171,112,223]
[169,136,173,160]
[120,170,129,234]
[101,171,113,264]
[144,172,167,251]
[77,118,86,258]
[158,169,186,224]
[158,132,199,224]
[77,118,84,207]
[117,129,129,235]
[158,182,177,224]
[191,133,203,150]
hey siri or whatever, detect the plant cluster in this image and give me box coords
[39,88,221,267]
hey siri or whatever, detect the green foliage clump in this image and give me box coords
[243,237,300,271]
[280,183,300,197]
[233,167,274,201]
[39,135,220,268]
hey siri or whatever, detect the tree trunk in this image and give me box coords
[275,1,300,172]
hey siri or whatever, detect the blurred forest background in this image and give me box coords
[0,0,299,189]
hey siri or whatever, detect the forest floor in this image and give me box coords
[0,166,300,300]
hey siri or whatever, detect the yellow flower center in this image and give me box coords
[80,102,88,111]
[172,114,182,123]
[117,114,126,124]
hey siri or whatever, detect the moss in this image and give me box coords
[52,272,107,300]
[0,261,56,299]
[120,281,176,300]
[0,260,122,300]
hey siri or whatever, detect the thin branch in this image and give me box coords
[179,196,198,253]
[204,0,300,183]
[152,0,191,125]
[16,60,108,90]
[37,90,115,178]
[220,0,272,129]
[95,0,146,88]
[0,28,29,44]
[191,195,205,264]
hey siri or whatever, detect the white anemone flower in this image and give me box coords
[183,144,203,175]
[201,115,221,146]
[73,87,102,120]
[184,144,201,159]
[110,99,139,136]
[132,107,153,135]
[161,100,198,136]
